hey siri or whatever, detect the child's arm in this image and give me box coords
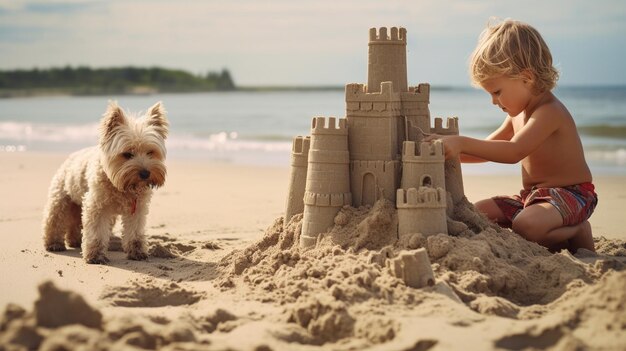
[428,109,559,163]
[455,116,514,163]
[460,154,488,163]
[438,116,513,163]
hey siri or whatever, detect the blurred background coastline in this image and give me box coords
[1,74,624,175]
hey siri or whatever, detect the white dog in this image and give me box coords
[43,101,168,264]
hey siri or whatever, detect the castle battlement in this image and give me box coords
[303,191,352,207]
[399,84,430,103]
[408,84,430,95]
[396,187,446,208]
[345,83,366,96]
[369,27,407,43]
[291,136,311,155]
[311,117,347,135]
[432,117,459,135]
[402,140,444,160]
[346,81,400,103]
[290,136,310,167]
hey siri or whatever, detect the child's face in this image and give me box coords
[480,76,533,117]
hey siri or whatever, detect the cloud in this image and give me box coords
[0,0,625,85]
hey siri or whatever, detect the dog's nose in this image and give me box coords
[139,169,150,180]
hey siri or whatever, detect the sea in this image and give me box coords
[1,86,625,175]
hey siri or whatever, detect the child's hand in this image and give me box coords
[423,134,462,159]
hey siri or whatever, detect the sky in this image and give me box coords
[1,0,625,87]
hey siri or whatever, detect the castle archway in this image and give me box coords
[362,173,376,206]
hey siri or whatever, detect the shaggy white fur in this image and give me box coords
[42,101,169,264]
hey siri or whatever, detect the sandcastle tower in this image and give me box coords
[401,140,446,190]
[284,136,310,225]
[345,81,403,207]
[300,117,352,248]
[367,27,407,93]
[346,27,433,207]
[284,26,463,249]
[432,117,465,210]
[397,139,448,236]
[396,187,447,237]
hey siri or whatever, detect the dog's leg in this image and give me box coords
[81,192,113,264]
[121,202,149,261]
[43,187,73,251]
[65,201,83,248]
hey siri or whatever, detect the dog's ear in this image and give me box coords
[100,100,127,146]
[145,101,169,139]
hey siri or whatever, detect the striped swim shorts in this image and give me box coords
[492,182,598,228]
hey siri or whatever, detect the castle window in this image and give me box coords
[421,175,432,187]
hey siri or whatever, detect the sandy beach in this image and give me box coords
[1,151,625,350]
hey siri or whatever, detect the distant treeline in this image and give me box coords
[0,66,236,97]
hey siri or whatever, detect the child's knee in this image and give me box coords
[512,216,543,242]
[474,199,505,223]
[474,199,491,214]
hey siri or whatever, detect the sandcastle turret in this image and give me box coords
[284,136,310,225]
[401,140,445,191]
[386,248,435,288]
[432,117,465,210]
[397,187,447,237]
[300,117,352,248]
[368,27,408,93]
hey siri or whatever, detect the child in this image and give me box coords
[425,19,597,253]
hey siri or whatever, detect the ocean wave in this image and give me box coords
[0,121,291,153]
[0,121,99,143]
[586,148,626,165]
[2,121,625,166]
[577,125,626,139]
[168,132,291,152]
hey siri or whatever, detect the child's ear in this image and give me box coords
[520,70,535,86]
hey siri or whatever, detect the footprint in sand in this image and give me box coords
[100,281,203,307]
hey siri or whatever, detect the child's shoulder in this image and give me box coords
[530,93,571,122]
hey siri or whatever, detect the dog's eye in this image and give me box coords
[122,152,134,159]
[147,151,154,157]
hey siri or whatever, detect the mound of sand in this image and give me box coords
[216,200,625,346]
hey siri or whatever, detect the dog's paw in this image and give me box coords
[126,240,148,261]
[45,242,67,252]
[127,249,148,261]
[67,240,82,248]
[86,254,110,265]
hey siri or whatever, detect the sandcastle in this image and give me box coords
[285,27,473,249]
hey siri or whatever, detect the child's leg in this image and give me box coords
[475,199,509,226]
[511,202,594,252]
[567,221,594,253]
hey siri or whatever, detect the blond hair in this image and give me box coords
[470,19,559,93]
